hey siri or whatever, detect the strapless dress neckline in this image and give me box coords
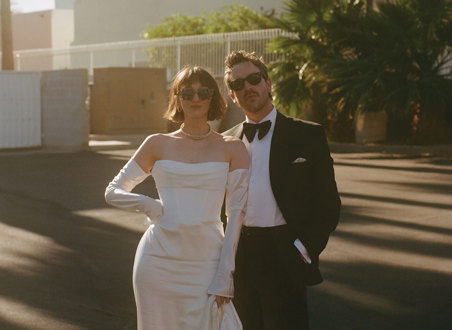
[154,159,229,166]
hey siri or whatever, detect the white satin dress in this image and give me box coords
[132,160,247,330]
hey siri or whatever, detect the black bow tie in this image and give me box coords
[243,120,271,143]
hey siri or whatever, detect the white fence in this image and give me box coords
[12,29,285,81]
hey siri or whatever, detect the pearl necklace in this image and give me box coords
[180,123,212,140]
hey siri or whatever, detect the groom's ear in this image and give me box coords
[266,77,272,93]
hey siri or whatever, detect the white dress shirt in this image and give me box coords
[243,107,311,264]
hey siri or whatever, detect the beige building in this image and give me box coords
[9,9,74,51]
[0,7,73,70]
[2,0,74,51]
[72,0,284,45]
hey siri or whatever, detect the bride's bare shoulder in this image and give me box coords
[137,133,176,154]
[143,132,179,144]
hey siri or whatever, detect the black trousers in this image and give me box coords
[233,225,309,330]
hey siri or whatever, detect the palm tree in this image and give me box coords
[322,0,452,141]
[1,0,14,70]
[268,0,332,117]
[269,0,355,139]
[271,0,452,142]
[367,0,373,13]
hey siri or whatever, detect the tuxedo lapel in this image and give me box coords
[269,111,292,195]
[225,122,244,139]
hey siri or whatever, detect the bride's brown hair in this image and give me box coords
[164,66,227,123]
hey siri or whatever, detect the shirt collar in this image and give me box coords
[245,106,277,130]
[242,106,276,143]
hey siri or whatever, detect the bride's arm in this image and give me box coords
[208,139,249,299]
[104,135,163,221]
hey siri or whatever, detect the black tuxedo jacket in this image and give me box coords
[223,111,341,285]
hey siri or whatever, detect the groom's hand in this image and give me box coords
[215,295,231,307]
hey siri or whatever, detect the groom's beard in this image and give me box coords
[240,90,270,114]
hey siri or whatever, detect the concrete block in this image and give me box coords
[41,69,89,148]
[90,67,167,134]
[0,72,41,149]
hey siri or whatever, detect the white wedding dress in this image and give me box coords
[106,159,247,330]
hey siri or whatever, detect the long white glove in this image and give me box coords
[207,169,249,298]
[105,159,163,221]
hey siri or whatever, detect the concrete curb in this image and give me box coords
[329,142,452,157]
[1,134,451,157]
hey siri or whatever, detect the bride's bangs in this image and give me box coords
[179,66,216,90]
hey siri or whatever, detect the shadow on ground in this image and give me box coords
[0,150,451,329]
[310,156,452,330]
[0,151,158,329]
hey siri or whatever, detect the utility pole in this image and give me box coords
[1,0,14,70]
[366,0,374,14]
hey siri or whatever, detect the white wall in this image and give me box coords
[51,10,75,49]
[0,72,41,149]
[7,9,74,71]
[51,10,75,69]
[8,9,73,51]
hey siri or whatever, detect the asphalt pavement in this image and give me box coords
[0,137,451,330]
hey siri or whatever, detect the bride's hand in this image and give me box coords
[215,295,231,307]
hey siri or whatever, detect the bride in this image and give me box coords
[105,66,249,329]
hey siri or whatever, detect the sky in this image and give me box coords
[12,0,55,13]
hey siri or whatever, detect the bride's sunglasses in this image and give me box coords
[228,72,263,91]
[177,88,214,101]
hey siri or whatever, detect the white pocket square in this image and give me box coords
[292,157,307,164]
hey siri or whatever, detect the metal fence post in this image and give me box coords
[177,41,181,72]
[89,51,94,76]
[226,35,231,58]
[15,53,21,71]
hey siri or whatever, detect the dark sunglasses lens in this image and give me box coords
[247,72,262,85]
[179,90,195,100]
[197,89,213,100]
[179,89,212,100]
[229,72,262,91]
[229,80,245,91]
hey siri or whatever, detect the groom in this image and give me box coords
[223,51,341,329]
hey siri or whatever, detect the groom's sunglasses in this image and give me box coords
[228,72,263,91]
[177,88,214,101]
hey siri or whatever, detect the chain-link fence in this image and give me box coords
[13,29,285,81]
